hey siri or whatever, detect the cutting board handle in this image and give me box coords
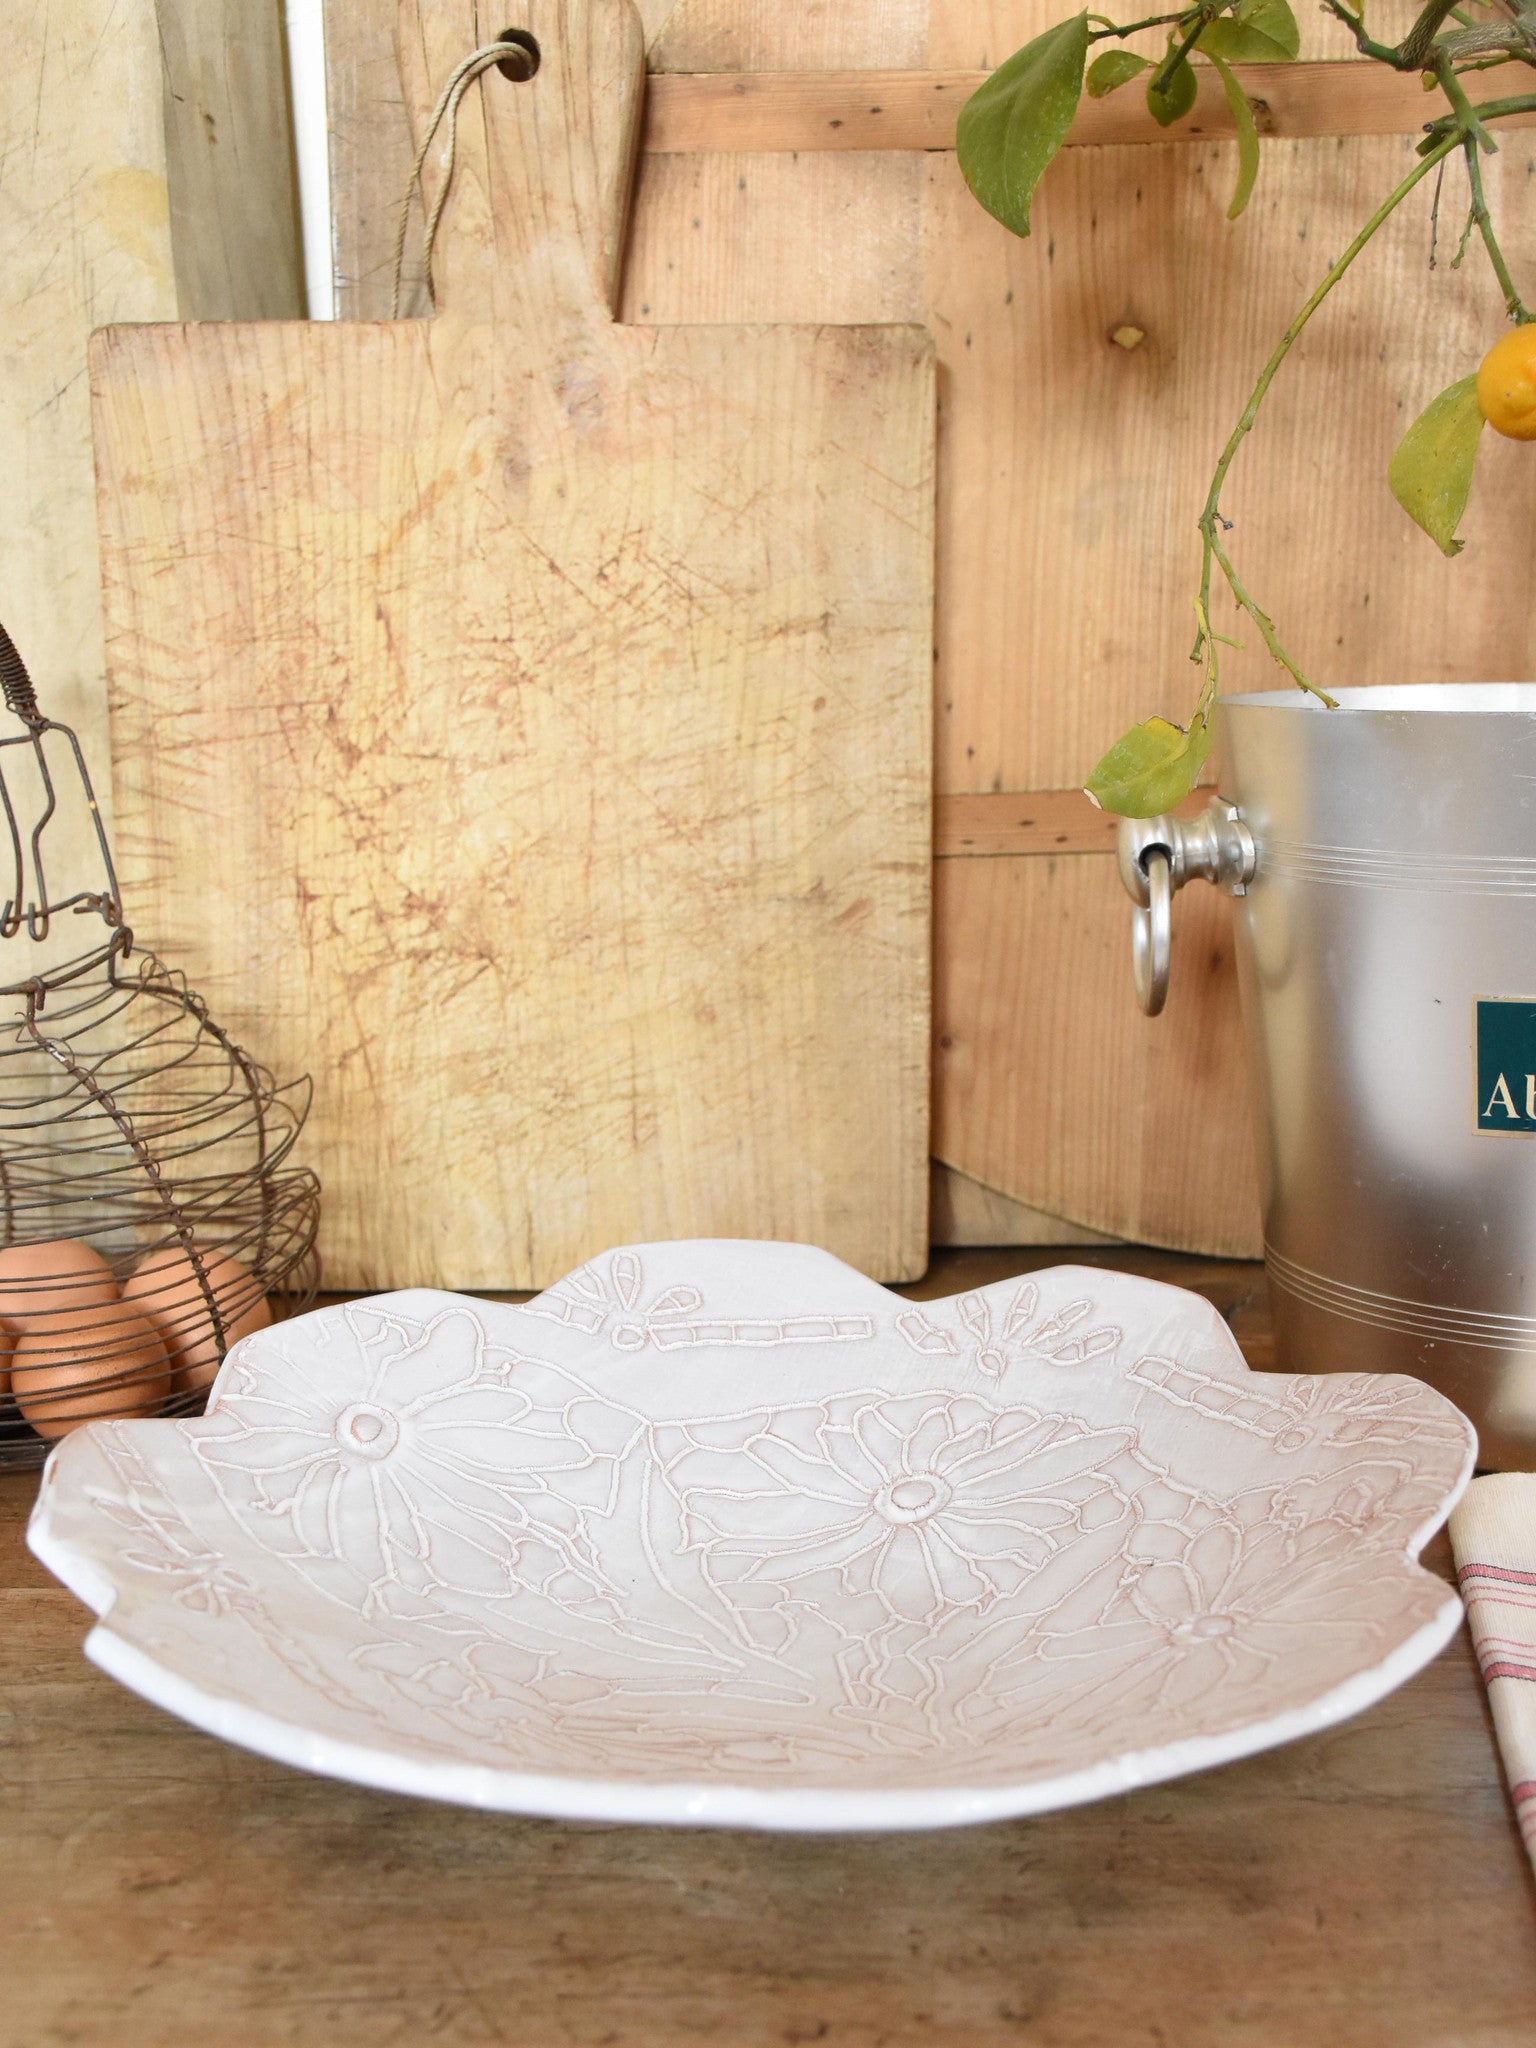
[395,0,645,334]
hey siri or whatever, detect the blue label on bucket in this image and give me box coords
[1476,999,1536,1133]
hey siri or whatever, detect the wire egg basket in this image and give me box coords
[0,624,319,1469]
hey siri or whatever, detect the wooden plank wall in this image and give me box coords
[326,0,1536,1256]
[1,1,302,969]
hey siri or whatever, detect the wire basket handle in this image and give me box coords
[0,622,42,725]
[0,620,124,942]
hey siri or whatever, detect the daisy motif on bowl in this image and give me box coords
[191,1302,638,1614]
[659,1391,1146,1633]
[998,1440,1468,1736]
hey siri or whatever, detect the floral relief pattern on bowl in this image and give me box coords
[27,1241,1475,1831]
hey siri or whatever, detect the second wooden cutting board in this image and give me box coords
[93,0,935,1289]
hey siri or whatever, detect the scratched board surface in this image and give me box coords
[95,0,934,1290]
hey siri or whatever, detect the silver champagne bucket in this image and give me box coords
[1119,684,1536,1471]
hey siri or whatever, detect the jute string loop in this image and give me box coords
[391,40,531,319]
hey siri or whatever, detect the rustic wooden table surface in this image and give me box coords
[2,1248,1533,2048]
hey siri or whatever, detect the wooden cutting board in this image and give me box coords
[93,0,935,1291]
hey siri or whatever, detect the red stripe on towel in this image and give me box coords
[1463,1587,1536,1610]
[1473,1636,1536,1662]
[1458,1562,1536,1588]
[1478,1659,1536,1683]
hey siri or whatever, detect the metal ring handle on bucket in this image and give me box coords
[1117,801,1256,1016]
[1131,848,1172,1017]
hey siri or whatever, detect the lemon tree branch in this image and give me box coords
[1088,9,1191,38]
[1461,132,1535,318]
[1435,51,1500,147]
[1189,132,1462,720]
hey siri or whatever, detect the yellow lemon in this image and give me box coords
[1477,324,1536,441]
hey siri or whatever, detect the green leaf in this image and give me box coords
[1084,714,1213,818]
[957,14,1091,237]
[1086,49,1151,98]
[1197,20,1292,61]
[1388,376,1484,558]
[1198,0,1300,62]
[1204,51,1260,218]
[1241,0,1300,57]
[1146,55,1198,128]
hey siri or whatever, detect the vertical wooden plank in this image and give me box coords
[323,0,414,317]
[1,3,175,774]
[155,0,304,320]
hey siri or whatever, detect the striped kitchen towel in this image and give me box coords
[1450,1472,1536,1868]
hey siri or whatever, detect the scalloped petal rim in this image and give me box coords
[28,1242,1475,1832]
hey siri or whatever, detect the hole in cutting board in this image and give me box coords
[495,29,541,80]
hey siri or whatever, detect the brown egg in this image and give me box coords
[0,1319,15,1399]
[122,1247,271,1394]
[11,1303,172,1439]
[0,1238,118,1332]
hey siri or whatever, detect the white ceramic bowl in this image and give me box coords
[29,1242,1474,1831]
